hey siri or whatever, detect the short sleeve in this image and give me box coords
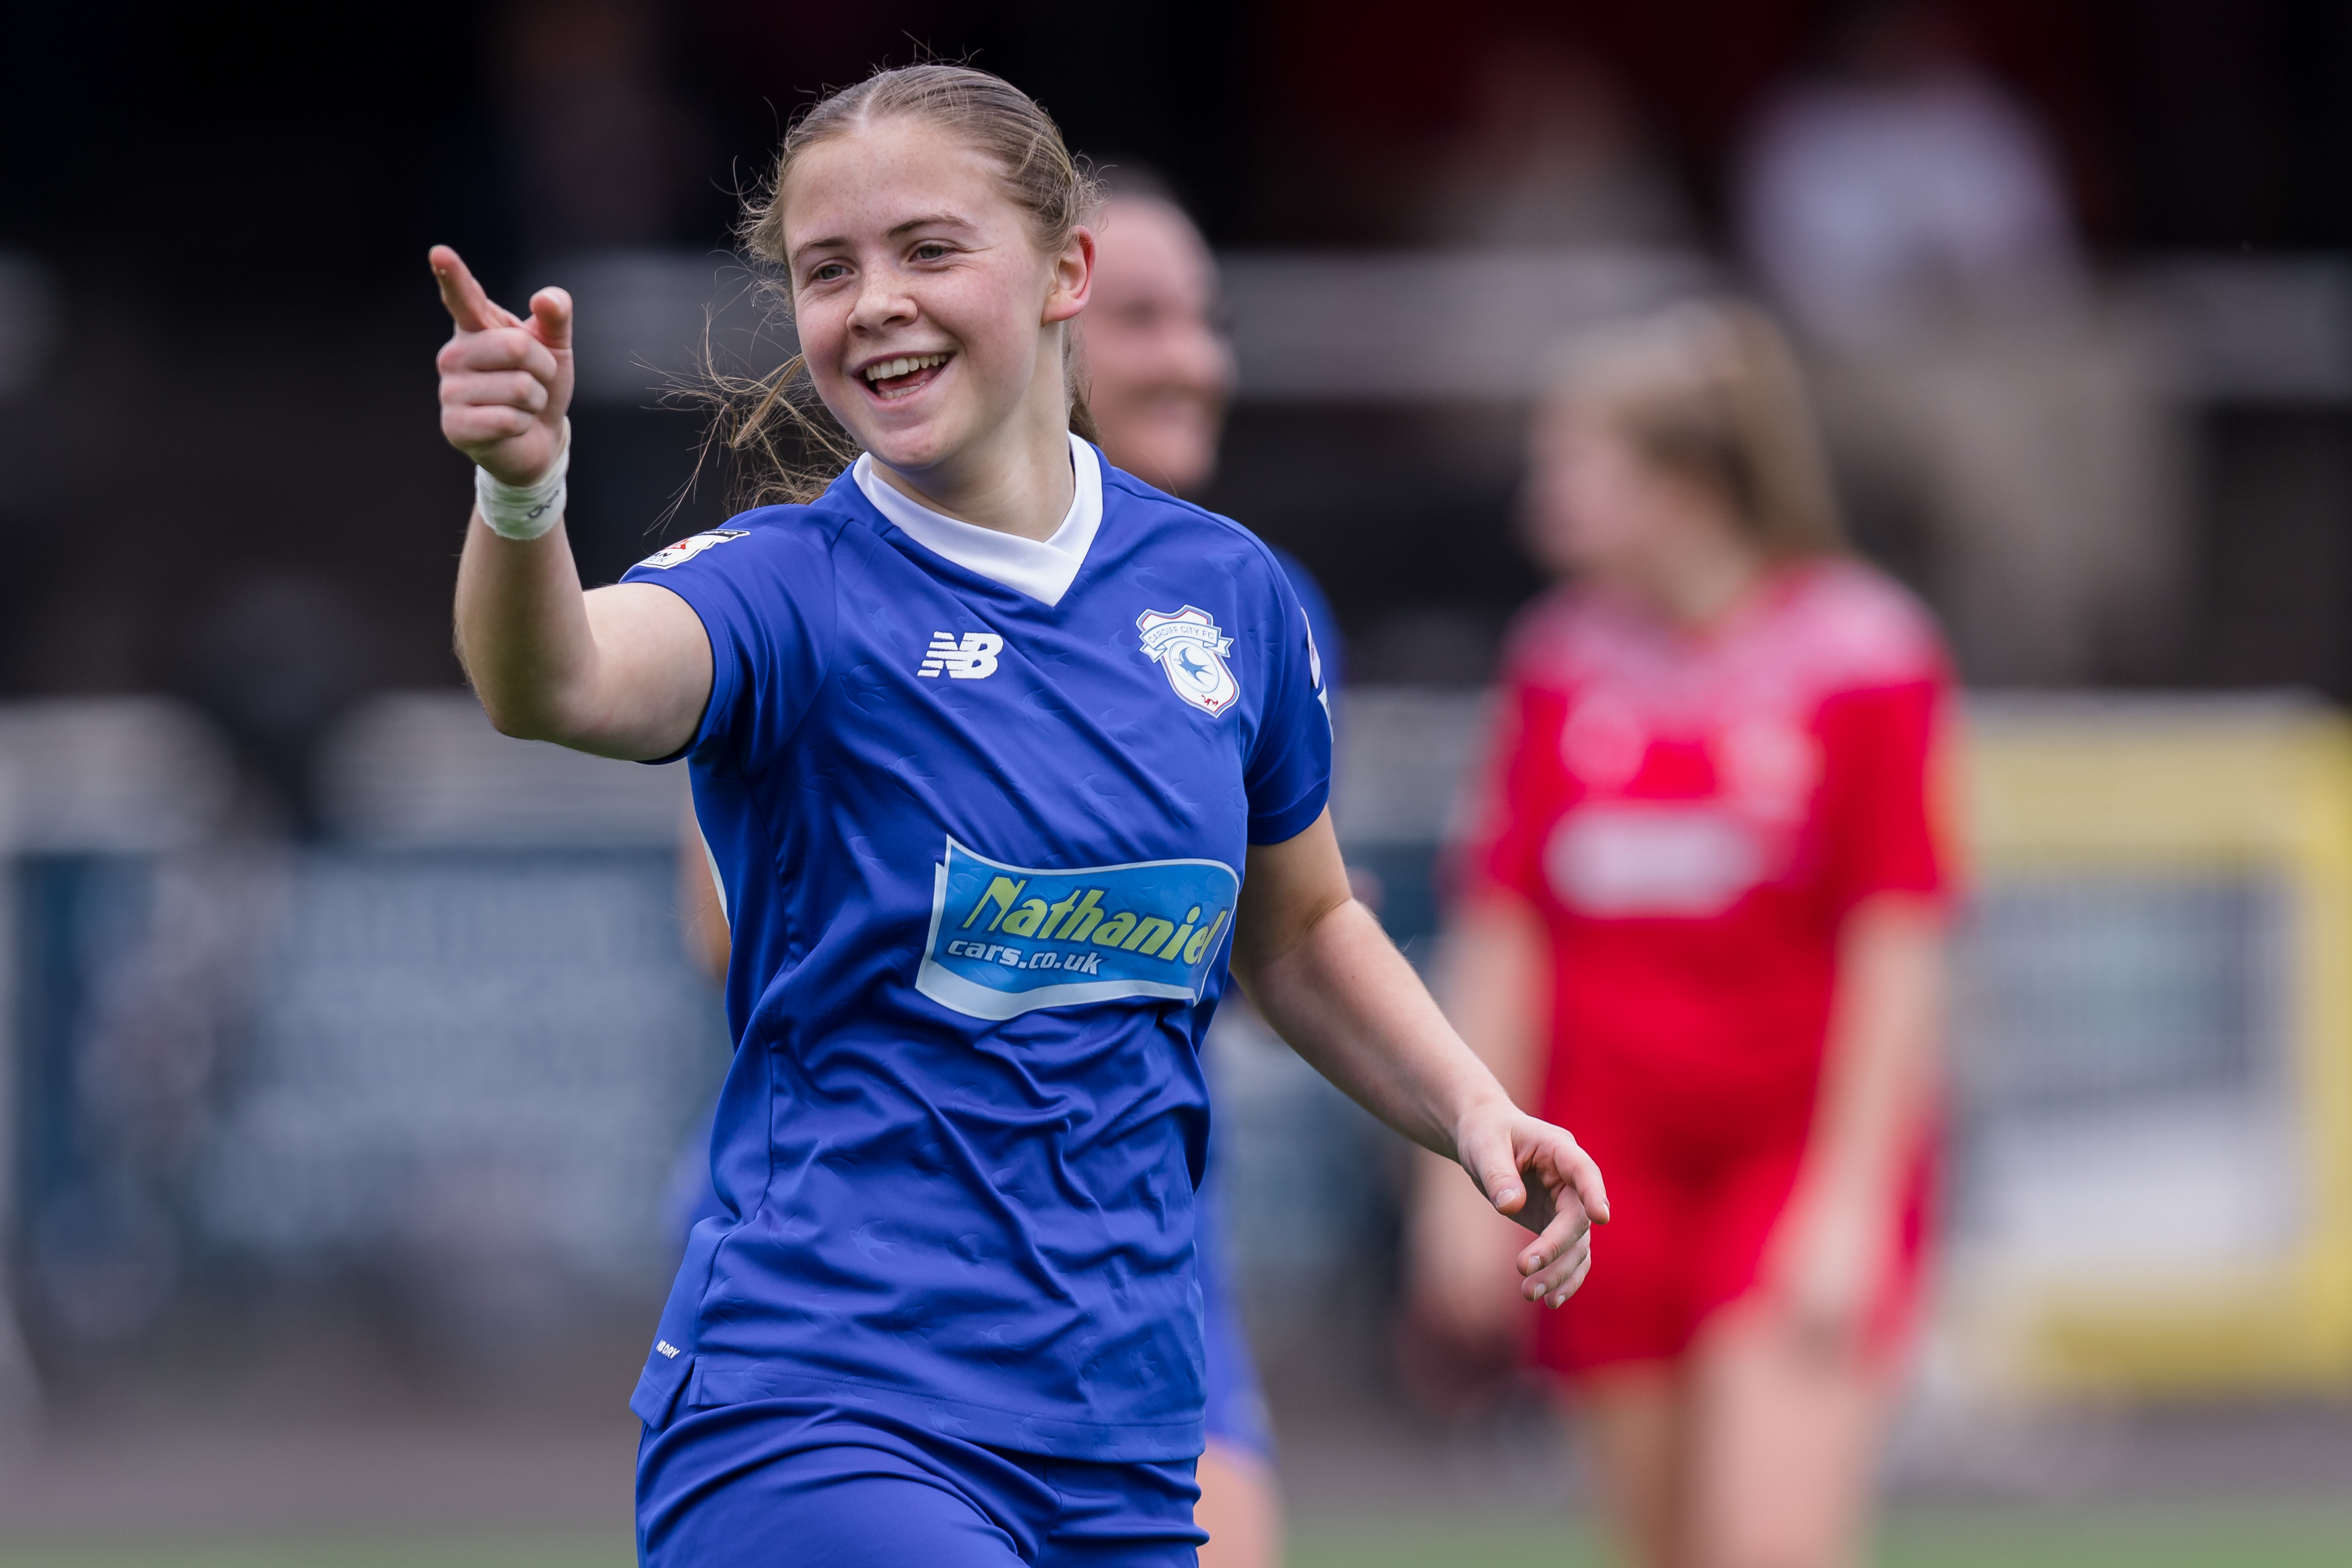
[1265,544,1345,707]
[1241,551,1334,845]
[620,516,840,773]
[1814,676,1956,917]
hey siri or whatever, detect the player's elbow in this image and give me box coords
[1227,890,1355,1000]
[472,683,577,745]
[477,694,540,741]
[456,641,586,745]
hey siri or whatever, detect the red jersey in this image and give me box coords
[1465,559,1955,1148]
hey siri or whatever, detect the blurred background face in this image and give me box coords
[1082,196,1234,496]
[1525,404,1730,588]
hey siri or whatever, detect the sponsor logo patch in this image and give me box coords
[918,630,1004,680]
[1545,804,1765,918]
[636,529,748,569]
[916,838,1240,1020]
[1138,606,1238,717]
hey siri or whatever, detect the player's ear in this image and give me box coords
[1043,226,1094,325]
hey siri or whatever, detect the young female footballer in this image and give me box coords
[432,63,1605,1566]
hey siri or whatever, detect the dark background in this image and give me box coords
[4,0,2350,716]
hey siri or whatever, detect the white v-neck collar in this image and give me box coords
[851,434,1102,608]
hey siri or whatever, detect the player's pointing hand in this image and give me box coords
[431,245,574,487]
[1458,1105,1610,1310]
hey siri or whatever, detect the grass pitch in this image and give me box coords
[3,1505,2350,1567]
[1287,1505,2352,1568]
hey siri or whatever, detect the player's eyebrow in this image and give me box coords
[887,212,976,238]
[790,212,980,267]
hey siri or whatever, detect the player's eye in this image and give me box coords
[808,260,850,284]
[911,242,951,262]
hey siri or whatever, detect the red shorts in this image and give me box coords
[1535,1111,1937,1376]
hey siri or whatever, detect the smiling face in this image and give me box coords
[781,117,1091,490]
[1084,198,1234,496]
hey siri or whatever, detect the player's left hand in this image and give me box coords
[1455,1104,1609,1310]
[1763,1178,1887,1355]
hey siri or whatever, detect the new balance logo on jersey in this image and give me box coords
[918,631,1004,680]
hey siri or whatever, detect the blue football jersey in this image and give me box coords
[620,439,1331,1462]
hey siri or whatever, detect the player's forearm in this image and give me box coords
[453,508,606,743]
[1803,896,1945,1206]
[1240,898,1515,1161]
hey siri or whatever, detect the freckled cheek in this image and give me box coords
[793,308,855,390]
[795,345,865,434]
[944,272,1044,360]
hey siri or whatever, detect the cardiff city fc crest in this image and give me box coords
[1137,605,1240,717]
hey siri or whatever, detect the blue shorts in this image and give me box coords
[636,1396,1204,1567]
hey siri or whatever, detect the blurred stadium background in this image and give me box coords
[5,1,2352,1562]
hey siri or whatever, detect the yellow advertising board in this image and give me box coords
[1946,696,2352,1395]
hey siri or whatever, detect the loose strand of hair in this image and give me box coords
[667,333,863,516]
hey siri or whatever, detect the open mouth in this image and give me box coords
[859,352,951,403]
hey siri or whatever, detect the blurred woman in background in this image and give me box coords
[1083,168,1347,1568]
[1408,303,1953,1568]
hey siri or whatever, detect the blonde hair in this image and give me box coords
[1549,301,1844,559]
[695,65,1101,510]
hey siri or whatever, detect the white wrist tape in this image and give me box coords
[475,419,571,540]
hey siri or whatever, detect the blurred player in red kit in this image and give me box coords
[1409,302,1954,1568]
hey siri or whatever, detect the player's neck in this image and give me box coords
[1629,527,1768,632]
[870,380,1077,543]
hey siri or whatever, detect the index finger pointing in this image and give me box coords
[430,245,516,333]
